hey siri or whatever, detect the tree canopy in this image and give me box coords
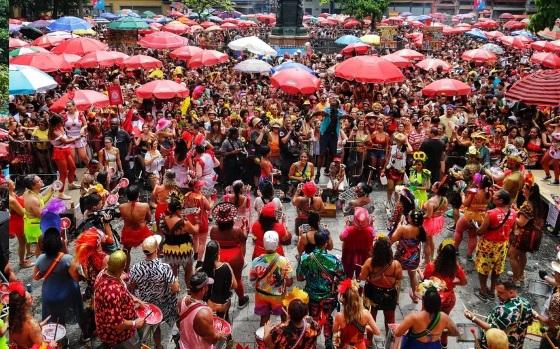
[182,0,234,18]
[529,0,560,32]
[329,0,390,30]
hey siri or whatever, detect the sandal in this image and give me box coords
[19,260,34,269]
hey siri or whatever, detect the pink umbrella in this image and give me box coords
[9,38,28,49]
[270,69,320,95]
[120,55,163,69]
[416,58,451,72]
[162,22,189,34]
[341,43,370,55]
[221,22,238,29]
[138,32,187,49]
[11,52,73,72]
[486,31,505,40]
[408,20,424,28]
[443,26,465,35]
[169,46,204,61]
[58,53,81,65]
[461,48,497,63]
[50,90,110,112]
[474,20,498,30]
[530,52,560,69]
[167,10,184,18]
[75,51,130,68]
[32,35,67,48]
[238,21,256,28]
[503,20,526,30]
[456,23,471,28]
[381,54,412,68]
[343,19,361,29]
[393,48,425,61]
[531,41,558,52]
[498,36,530,49]
[188,50,229,69]
[136,80,190,99]
[499,13,514,20]
[51,38,108,56]
[190,25,204,32]
[335,56,404,83]
[200,21,215,28]
[422,78,471,96]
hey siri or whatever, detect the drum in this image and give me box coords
[527,320,544,341]
[136,303,163,325]
[255,326,265,349]
[213,316,231,335]
[385,323,402,349]
[42,324,67,348]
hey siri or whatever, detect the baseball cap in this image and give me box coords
[142,235,162,254]
[189,271,214,291]
[263,230,279,251]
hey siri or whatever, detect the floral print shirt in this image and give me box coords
[94,271,136,345]
[480,296,533,349]
[269,316,320,349]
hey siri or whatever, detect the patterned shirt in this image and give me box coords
[94,271,136,345]
[250,252,293,297]
[129,258,178,324]
[269,316,320,349]
[480,296,533,349]
[297,249,345,302]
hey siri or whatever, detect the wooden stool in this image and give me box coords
[321,203,337,218]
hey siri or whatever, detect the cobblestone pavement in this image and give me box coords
[10,175,550,348]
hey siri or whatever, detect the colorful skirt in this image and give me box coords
[423,216,445,237]
[24,217,42,244]
[162,242,194,268]
[121,225,153,249]
[395,240,421,271]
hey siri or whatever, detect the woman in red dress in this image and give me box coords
[152,170,180,228]
[209,202,250,308]
[250,202,291,259]
[48,114,80,200]
[8,179,31,268]
[339,207,375,278]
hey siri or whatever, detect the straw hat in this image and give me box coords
[394,132,407,143]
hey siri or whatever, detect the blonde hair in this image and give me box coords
[486,328,508,349]
[342,282,363,325]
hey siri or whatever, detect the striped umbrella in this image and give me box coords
[505,69,560,106]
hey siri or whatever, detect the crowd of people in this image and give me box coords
[4,7,560,349]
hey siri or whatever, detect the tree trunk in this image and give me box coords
[370,13,376,32]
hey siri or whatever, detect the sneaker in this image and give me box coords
[475,292,489,302]
[238,295,249,309]
[542,175,552,181]
[551,180,560,186]
[58,193,72,200]
[68,182,81,190]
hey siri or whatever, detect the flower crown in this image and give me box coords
[338,278,359,295]
[417,277,447,296]
[413,151,427,162]
[524,171,535,188]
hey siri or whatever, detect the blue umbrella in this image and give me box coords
[9,24,21,33]
[189,13,200,19]
[465,28,488,41]
[273,62,315,74]
[100,12,119,20]
[29,19,52,28]
[155,17,172,24]
[94,17,110,24]
[417,15,431,21]
[208,15,223,22]
[9,65,58,95]
[47,16,91,31]
[335,35,361,45]
[511,30,537,40]
[401,12,413,17]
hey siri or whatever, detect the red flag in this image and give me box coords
[122,108,134,133]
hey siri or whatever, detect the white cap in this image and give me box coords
[263,230,279,251]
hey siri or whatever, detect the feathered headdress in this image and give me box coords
[42,198,66,216]
[338,278,359,295]
[282,287,309,307]
[75,228,105,267]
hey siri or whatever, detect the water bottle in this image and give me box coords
[1,165,9,180]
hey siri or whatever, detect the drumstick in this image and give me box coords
[470,328,481,349]
[53,320,59,342]
[143,310,153,321]
[540,328,559,349]
[40,315,52,327]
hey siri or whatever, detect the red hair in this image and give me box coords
[75,228,103,267]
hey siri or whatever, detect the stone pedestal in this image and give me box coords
[269,27,309,47]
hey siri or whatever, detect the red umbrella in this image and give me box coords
[136,80,190,99]
[167,10,184,18]
[200,21,215,28]
[169,46,204,61]
[256,14,275,24]
[341,43,370,55]
[162,22,189,34]
[552,40,560,53]
[408,20,424,28]
[190,25,204,32]
[9,38,28,49]
[503,20,526,30]
[75,51,129,68]
[221,22,238,29]
[58,53,81,65]
[381,54,412,68]
[443,26,465,35]
[32,35,67,48]
[343,19,361,29]
[456,23,472,29]
[138,32,187,49]
[474,20,498,30]
[238,21,257,28]
[416,58,451,72]
[270,69,320,95]
[50,90,110,112]
[120,55,163,69]
[506,69,560,106]
[51,38,108,56]
[531,41,558,52]
[11,52,73,72]
[499,13,514,20]
[335,56,404,83]
[486,31,505,40]
[461,49,497,63]
[393,48,425,61]
[530,52,560,69]
[222,18,238,24]
[188,50,229,69]
[422,78,471,97]
[498,36,530,49]
[150,22,163,30]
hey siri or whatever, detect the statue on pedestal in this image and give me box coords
[274,0,306,34]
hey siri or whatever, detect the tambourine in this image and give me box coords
[338,187,357,201]
[51,180,63,191]
[60,217,71,230]
[106,194,119,206]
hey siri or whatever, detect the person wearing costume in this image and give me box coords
[408,151,431,207]
[423,181,449,261]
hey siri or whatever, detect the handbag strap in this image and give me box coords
[309,252,335,283]
[488,208,511,232]
[178,301,205,324]
[38,252,64,281]
[256,254,280,290]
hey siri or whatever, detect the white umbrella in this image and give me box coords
[46,31,77,39]
[228,36,277,56]
[233,59,272,73]
[481,43,505,55]
[9,64,58,95]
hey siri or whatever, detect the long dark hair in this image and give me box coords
[232,180,243,207]
[526,184,546,223]
[409,209,427,242]
[371,236,393,268]
[9,292,27,333]
[43,229,63,258]
[259,215,277,232]
[308,211,320,230]
[434,244,458,277]
[423,288,441,314]
[201,240,220,279]
[259,180,274,202]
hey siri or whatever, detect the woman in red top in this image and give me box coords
[339,208,375,278]
[184,180,211,264]
[422,242,467,347]
[8,179,31,268]
[250,202,291,259]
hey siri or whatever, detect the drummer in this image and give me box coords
[8,281,51,348]
[532,257,560,349]
[129,235,179,349]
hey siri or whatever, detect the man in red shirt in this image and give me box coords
[474,189,517,301]
[94,250,146,347]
